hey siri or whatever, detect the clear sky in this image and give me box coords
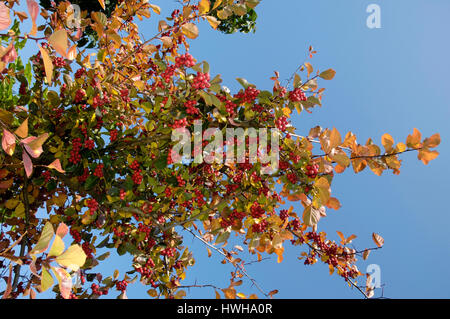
[24,0,450,299]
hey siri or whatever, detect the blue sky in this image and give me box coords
[19,0,450,298]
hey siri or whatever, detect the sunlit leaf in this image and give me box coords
[181,23,199,39]
[372,233,384,248]
[55,245,87,271]
[30,222,54,254]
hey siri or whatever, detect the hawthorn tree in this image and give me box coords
[0,0,441,299]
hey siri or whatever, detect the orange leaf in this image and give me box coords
[47,159,65,173]
[418,149,439,165]
[406,128,422,148]
[381,133,394,152]
[423,133,440,148]
[14,118,28,139]
[38,45,53,84]
[326,197,341,210]
[56,223,69,238]
[372,233,384,248]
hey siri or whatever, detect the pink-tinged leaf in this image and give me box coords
[56,223,69,238]
[47,159,65,173]
[26,0,39,36]
[1,265,13,299]
[0,3,11,31]
[0,43,17,65]
[23,151,33,177]
[2,129,15,156]
[22,133,48,158]
[52,267,72,299]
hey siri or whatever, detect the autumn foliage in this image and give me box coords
[0,0,440,299]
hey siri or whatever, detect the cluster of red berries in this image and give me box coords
[113,227,125,238]
[84,139,95,150]
[250,202,265,219]
[192,72,210,90]
[289,219,302,231]
[279,209,289,220]
[305,163,319,179]
[110,129,118,142]
[160,247,176,257]
[19,82,27,95]
[74,89,86,104]
[172,118,188,129]
[289,88,307,102]
[69,138,82,164]
[78,168,89,183]
[70,228,82,243]
[75,67,86,79]
[175,53,195,68]
[53,57,66,68]
[193,189,206,206]
[275,116,289,131]
[116,280,128,292]
[91,283,108,296]
[239,87,260,104]
[119,189,126,200]
[184,100,200,115]
[42,171,52,183]
[120,88,130,102]
[93,164,104,178]
[252,220,268,233]
[220,210,246,228]
[279,160,289,170]
[162,65,176,83]
[176,175,186,187]
[277,86,287,97]
[286,172,298,184]
[130,160,143,185]
[82,242,93,258]
[86,198,98,215]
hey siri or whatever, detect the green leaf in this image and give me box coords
[319,69,336,80]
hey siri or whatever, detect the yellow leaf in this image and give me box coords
[38,45,53,84]
[372,233,384,248]
[41,267,54,292]
[48,29,68,58]
[55,245,87,271]
[149,4,161,15]
[282,107,291,117]
[98,0,105,10]
[181,23,199,39]
[51,266,72,299]
[159,36,172,48]
[48,235,65,257]
[381,133,394,152]
[5,199,19,210]
[14,202,25,218]
[319,69,336,80]
[199,0,210,15]
[30,222,54,254]
[14,118,28,138]
[206,15,220,29]
[26,133,49,157]
[329,127,342,149]
[212,0,223,10]
[237,292,246,299]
